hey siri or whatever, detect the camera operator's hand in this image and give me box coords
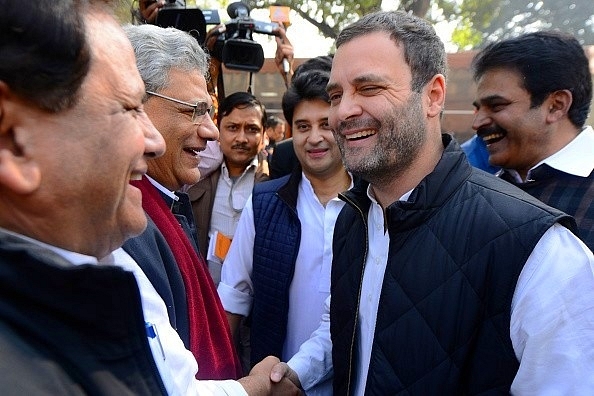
[139,0,165,24]
[274,25,294,86]
[204,24,225,53]
[204,24,226,97]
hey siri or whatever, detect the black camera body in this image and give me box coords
[212,2,279,72]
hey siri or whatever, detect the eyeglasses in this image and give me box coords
[146,91,214,124]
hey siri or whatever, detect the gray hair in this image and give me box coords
[336,11,447,92]
[123,24,210,93]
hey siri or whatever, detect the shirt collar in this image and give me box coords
[534,125,594,177]
[0,227,98,266]
[221,156,259,178]
[146,174,179,202]
[301,171,355,202]
[366,184,413,206]
[500,126,594,182]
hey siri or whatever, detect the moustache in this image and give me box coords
[476,124,506,139]
[231,144,251,151]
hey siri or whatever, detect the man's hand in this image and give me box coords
[238,356,303,395]
[139,0,165,23]
[273,26,294,85]
[270,361,302,389]
[204,24,225,96]
[204,24,226,53]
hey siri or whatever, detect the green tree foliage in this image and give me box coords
[243,0,384,39]
[117,0,594,49]
[245,0,594,48]
[114,0,138,24]
[437,0,594,49]
[243,0,436,39]
[477,0,594,46]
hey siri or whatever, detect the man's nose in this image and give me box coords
[471,108,491,131]
[198,114,219,142]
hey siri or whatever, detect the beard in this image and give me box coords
[335,92,427,186]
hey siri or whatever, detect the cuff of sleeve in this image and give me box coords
[217,282,253,317]
[287,356,318,391]
[200,380,248,396]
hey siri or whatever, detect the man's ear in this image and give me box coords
[425,74,446,119]
[545,89,572,124]
[0,82,42,194]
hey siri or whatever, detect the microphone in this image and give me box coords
[282,58,290,74]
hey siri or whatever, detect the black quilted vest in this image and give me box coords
[0,232,167,395]
[331,135,575,395]
[250,166,302,366]
[500,164,594,251]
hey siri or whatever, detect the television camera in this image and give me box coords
[210,2,281,72]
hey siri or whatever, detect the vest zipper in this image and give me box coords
[339,192,370,395]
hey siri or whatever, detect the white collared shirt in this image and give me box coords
[218,173,349,395]
[102,249,249,395]
[502,125,594,183]
[209,158,259,240]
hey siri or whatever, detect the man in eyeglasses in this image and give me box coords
[121,24,245,384]
[189,91,270,373]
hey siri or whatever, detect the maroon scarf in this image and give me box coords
[132,177,242,379]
